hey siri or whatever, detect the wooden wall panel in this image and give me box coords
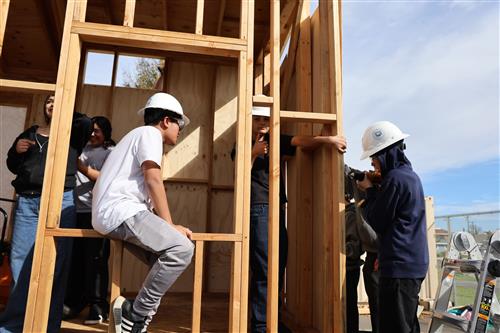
[206,64,237,293]
[206,190,233,292]
[163,61,213,180]
[212,65,237,187]
[168,183,208,292]
[111,87,154,141]
[76,84,109,118]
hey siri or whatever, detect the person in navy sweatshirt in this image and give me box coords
[356,121,428,333]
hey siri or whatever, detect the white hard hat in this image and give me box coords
[360,121,409,160]
[252,106,270,117]
[138,92,190,127]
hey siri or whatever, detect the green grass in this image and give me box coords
[451,273,500,306]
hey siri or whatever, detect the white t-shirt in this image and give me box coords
[75,144,113,213]
[92,126,163,234]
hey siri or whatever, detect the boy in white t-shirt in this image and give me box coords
[92,93,194,333]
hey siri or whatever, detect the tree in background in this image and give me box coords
[468,222,482,236]
[122,58,164,89]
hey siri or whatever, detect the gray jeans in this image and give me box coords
[108,210,194,321]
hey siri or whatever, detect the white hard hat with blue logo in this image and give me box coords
[360,121,409,160]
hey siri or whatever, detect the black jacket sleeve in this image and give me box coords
[70,112,93,154]
[364,178,400,234]
[6,127,34,174]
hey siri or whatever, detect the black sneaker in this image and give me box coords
[112,296,147,333]
[62,303,85,320]
[84,304,108,325]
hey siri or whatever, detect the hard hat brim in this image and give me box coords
[360,133,409,160]
[252,106,270,117]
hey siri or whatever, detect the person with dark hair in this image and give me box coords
[64,116,115,324]
[0,94,92,333]
[357,121,428,333]
[92,92,194,333]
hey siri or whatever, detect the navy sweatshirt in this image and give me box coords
[364,144,429,279]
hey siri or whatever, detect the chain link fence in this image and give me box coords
[434,210,500,306]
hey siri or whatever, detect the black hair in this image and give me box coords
[91,116,116,148]
[43,94,55,124]
[143,107,181,126]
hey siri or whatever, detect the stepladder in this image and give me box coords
[428,230,500,333]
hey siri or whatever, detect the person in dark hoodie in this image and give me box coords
[356,121,428,333]
[0,94,92,333]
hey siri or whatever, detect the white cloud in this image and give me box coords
[343,4,499,175]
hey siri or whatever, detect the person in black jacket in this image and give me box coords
[0,94,92,333]
[233,105,346,333]
[357,121,428,333]
[345,165,380,333]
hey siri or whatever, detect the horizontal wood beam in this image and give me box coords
[45,229,242,242]
[45,229,103,238]
[165,177,208,184]
[72,22,246,58]
[252,94,273,106]
[280,110,337,123]
[192,233,242,242]
[211,184,234,191]
[0,79,56,93]
[164,178,233,191]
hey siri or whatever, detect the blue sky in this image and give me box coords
[338,1,499,231]
[84,2,499,232]
[84,52,159,87]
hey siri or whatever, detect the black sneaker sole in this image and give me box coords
[112,296,126,333]
[83,314,106,325]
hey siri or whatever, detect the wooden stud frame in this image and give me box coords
[0,0,10,57]
[267,0,281,331]
[0,79,55,94]
[319,1,345,331]
[13,0,346,332]
[293,2,313,326]
[22,0,255,332]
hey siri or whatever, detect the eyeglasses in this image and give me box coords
[171,117,185,131]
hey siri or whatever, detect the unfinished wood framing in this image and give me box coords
[1,1,347,332]
[195,0,204,35]
[320,1,345,331]
[293,2,313,326]
[424,196,439,299]
[0,79,55,93]
[0,0,9,57]
[267,0,281,330]
[192,240,204,332]
[123,0,136,27]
